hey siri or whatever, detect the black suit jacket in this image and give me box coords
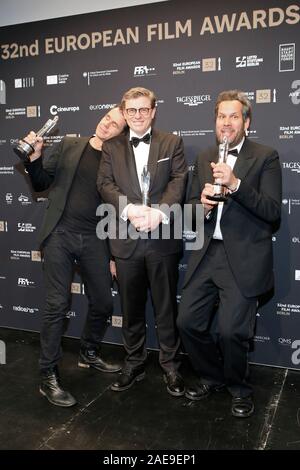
[97,129,188,259]
[184,138,282,298]
[25,137,90,245]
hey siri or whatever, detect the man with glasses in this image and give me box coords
[21,106,126,407]
[98,87,188,397]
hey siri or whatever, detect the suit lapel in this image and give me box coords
[147,129,160,191]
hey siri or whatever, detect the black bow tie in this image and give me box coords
[228,148,239,156]
[130,133,151,147]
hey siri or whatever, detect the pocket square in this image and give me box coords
[157,157,170,163]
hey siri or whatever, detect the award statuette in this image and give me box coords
[13,115,59,161]
[207,135,229,202]
[141,165,150,206]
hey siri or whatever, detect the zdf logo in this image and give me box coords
[291,339,300,365]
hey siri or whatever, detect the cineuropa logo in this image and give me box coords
[50,105,80,115]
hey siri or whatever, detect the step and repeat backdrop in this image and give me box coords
[0,0,299,369]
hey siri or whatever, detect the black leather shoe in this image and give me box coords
[110,368,145,392]
[231,395,254,418]
[39,367,77,408]
[78,348,122,373]
[163,371,185,397]
[185,382,225,401]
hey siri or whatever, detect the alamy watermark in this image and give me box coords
[96,197,204,251]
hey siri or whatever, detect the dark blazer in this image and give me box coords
[97,129,188,259]
[184,138,282,298]
[25,137,90,245]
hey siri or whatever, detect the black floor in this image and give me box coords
[0,327,300,453]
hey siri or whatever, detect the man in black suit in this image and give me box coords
[98,87,188,396]
[21,106,126,407]
[177,90,282,418]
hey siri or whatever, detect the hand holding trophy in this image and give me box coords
[14,116,59,162]
[207,136,229,202]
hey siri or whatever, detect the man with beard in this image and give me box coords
[177,90,282,418]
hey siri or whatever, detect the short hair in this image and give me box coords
[215,90,252,124]
[121,87,156,110]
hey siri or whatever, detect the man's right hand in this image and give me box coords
[201,183,219,214]
[21,131,44,161]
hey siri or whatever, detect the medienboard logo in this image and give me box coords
[14,77,34,88]
[0,80,6,104]
[134,65,156,77]
[176,95,211,107]
[279,43,295,72]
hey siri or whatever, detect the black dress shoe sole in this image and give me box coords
[163,375,185,397]
[39,388,77,407]
[231,405,254,418]
[78,360,122,373]
[110,372,146,392]
[185,390,211,401]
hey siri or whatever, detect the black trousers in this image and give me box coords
[115,240,181,373]
[177,240,257,397]
[40,228,113,371]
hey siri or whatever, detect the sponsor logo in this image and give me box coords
[14,77,34,88]
[71,282,85,294]
[282,161,300,172]
[202,57,221,72]
[13,305,39,314]
[173,129,214,137]
[83,70,118,85]
[278,337,292,345]
[0,221,8,232]
[279,126,300,140]
[17,223,36,232]
[0,166,14,175]
[176,95,211,106]
[290,79,300,105]
[46,74,69,85]
[282,198,300,215]
[66,310,76,319]
[5,106,40,119]
[31,251,42,262]
[134,65,156,77]
[89,103,116,111]
[5,193,13,204]
[236,55,263,68]
[256,89,277,103]
[292,237,300,243]
[18,277,35,287]
[277,303,300,316]
[296,270,300,281]
[50,105,80,115]
[279,43,296,72]
[253,335,270,343]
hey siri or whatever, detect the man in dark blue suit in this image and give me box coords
[177,90,282,418]
[21,107,126,407]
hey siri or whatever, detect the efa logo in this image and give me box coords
[291,340,300,365]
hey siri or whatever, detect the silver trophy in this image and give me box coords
[207,135,229,202]
[14,115,59,161]
[141,165,150,206]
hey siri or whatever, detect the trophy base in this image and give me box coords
[207,194,228,202]
[13,141,34,162]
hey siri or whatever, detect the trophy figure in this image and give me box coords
[207,135,229,202]
[141,165,150,206]
[13,115,59,161]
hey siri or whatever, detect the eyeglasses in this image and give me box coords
[125,107,151,117]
